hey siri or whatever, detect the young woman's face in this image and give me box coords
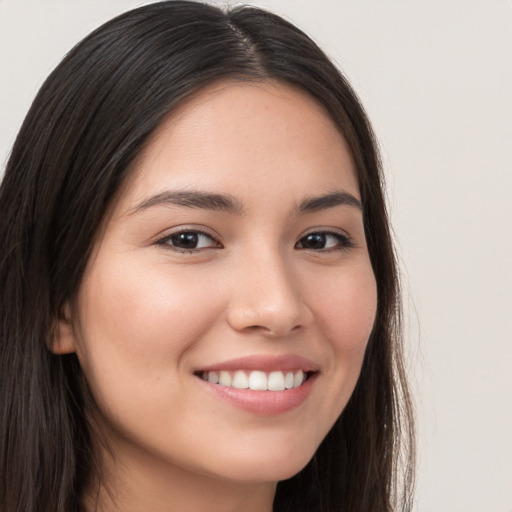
[61,80,377,490]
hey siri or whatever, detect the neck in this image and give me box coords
[82,436,276,512]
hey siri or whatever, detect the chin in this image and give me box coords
[207,442,317,484]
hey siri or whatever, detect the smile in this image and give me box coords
[200,369,308,391]
[195,355,319,415]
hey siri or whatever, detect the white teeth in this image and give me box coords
[294,370,304,388]
[249,370,267,390]
[201,369,308,391]
[207,371,219,384]
[219,371,232,386]
[232,370,249,389]
[268,371,285,391]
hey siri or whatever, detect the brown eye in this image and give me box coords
[171,232,201,249]
[295,232,352,251]
[158,231,220,251]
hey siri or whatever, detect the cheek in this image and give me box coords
[91,257,211,329]
[312,263,377,349]
[73,254,223,392]
[308,261,377,401]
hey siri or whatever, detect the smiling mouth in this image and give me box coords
[196,370,312,391]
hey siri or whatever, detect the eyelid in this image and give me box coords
[299,226,351,239]
[154,225,222,250]
[295,227,356,251]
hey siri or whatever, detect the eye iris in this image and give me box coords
[171,232,198,249]
[303,233,326,249]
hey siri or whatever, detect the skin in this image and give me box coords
[55,80,377,512]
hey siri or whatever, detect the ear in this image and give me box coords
[51,303,77,355]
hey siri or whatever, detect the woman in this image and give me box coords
[0,2,414,511]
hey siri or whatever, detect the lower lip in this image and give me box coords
[196,374,317,415]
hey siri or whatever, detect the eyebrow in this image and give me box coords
[297,191,362,213]
[129,190,245,215]
[128,188,362,216]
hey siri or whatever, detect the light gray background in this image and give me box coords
[1,1,511,511]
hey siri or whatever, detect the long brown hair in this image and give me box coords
[0,2,414,511]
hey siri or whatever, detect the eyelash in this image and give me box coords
[155,228,221,253]
[295,231,354,252]
[155,228,354,253]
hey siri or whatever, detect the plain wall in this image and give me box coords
[1,1,511,511]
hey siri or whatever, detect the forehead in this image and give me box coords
[117,79,359,211]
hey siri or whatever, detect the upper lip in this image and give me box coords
[197,354,320,373]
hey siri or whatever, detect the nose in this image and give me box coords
[226,251,313,338]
